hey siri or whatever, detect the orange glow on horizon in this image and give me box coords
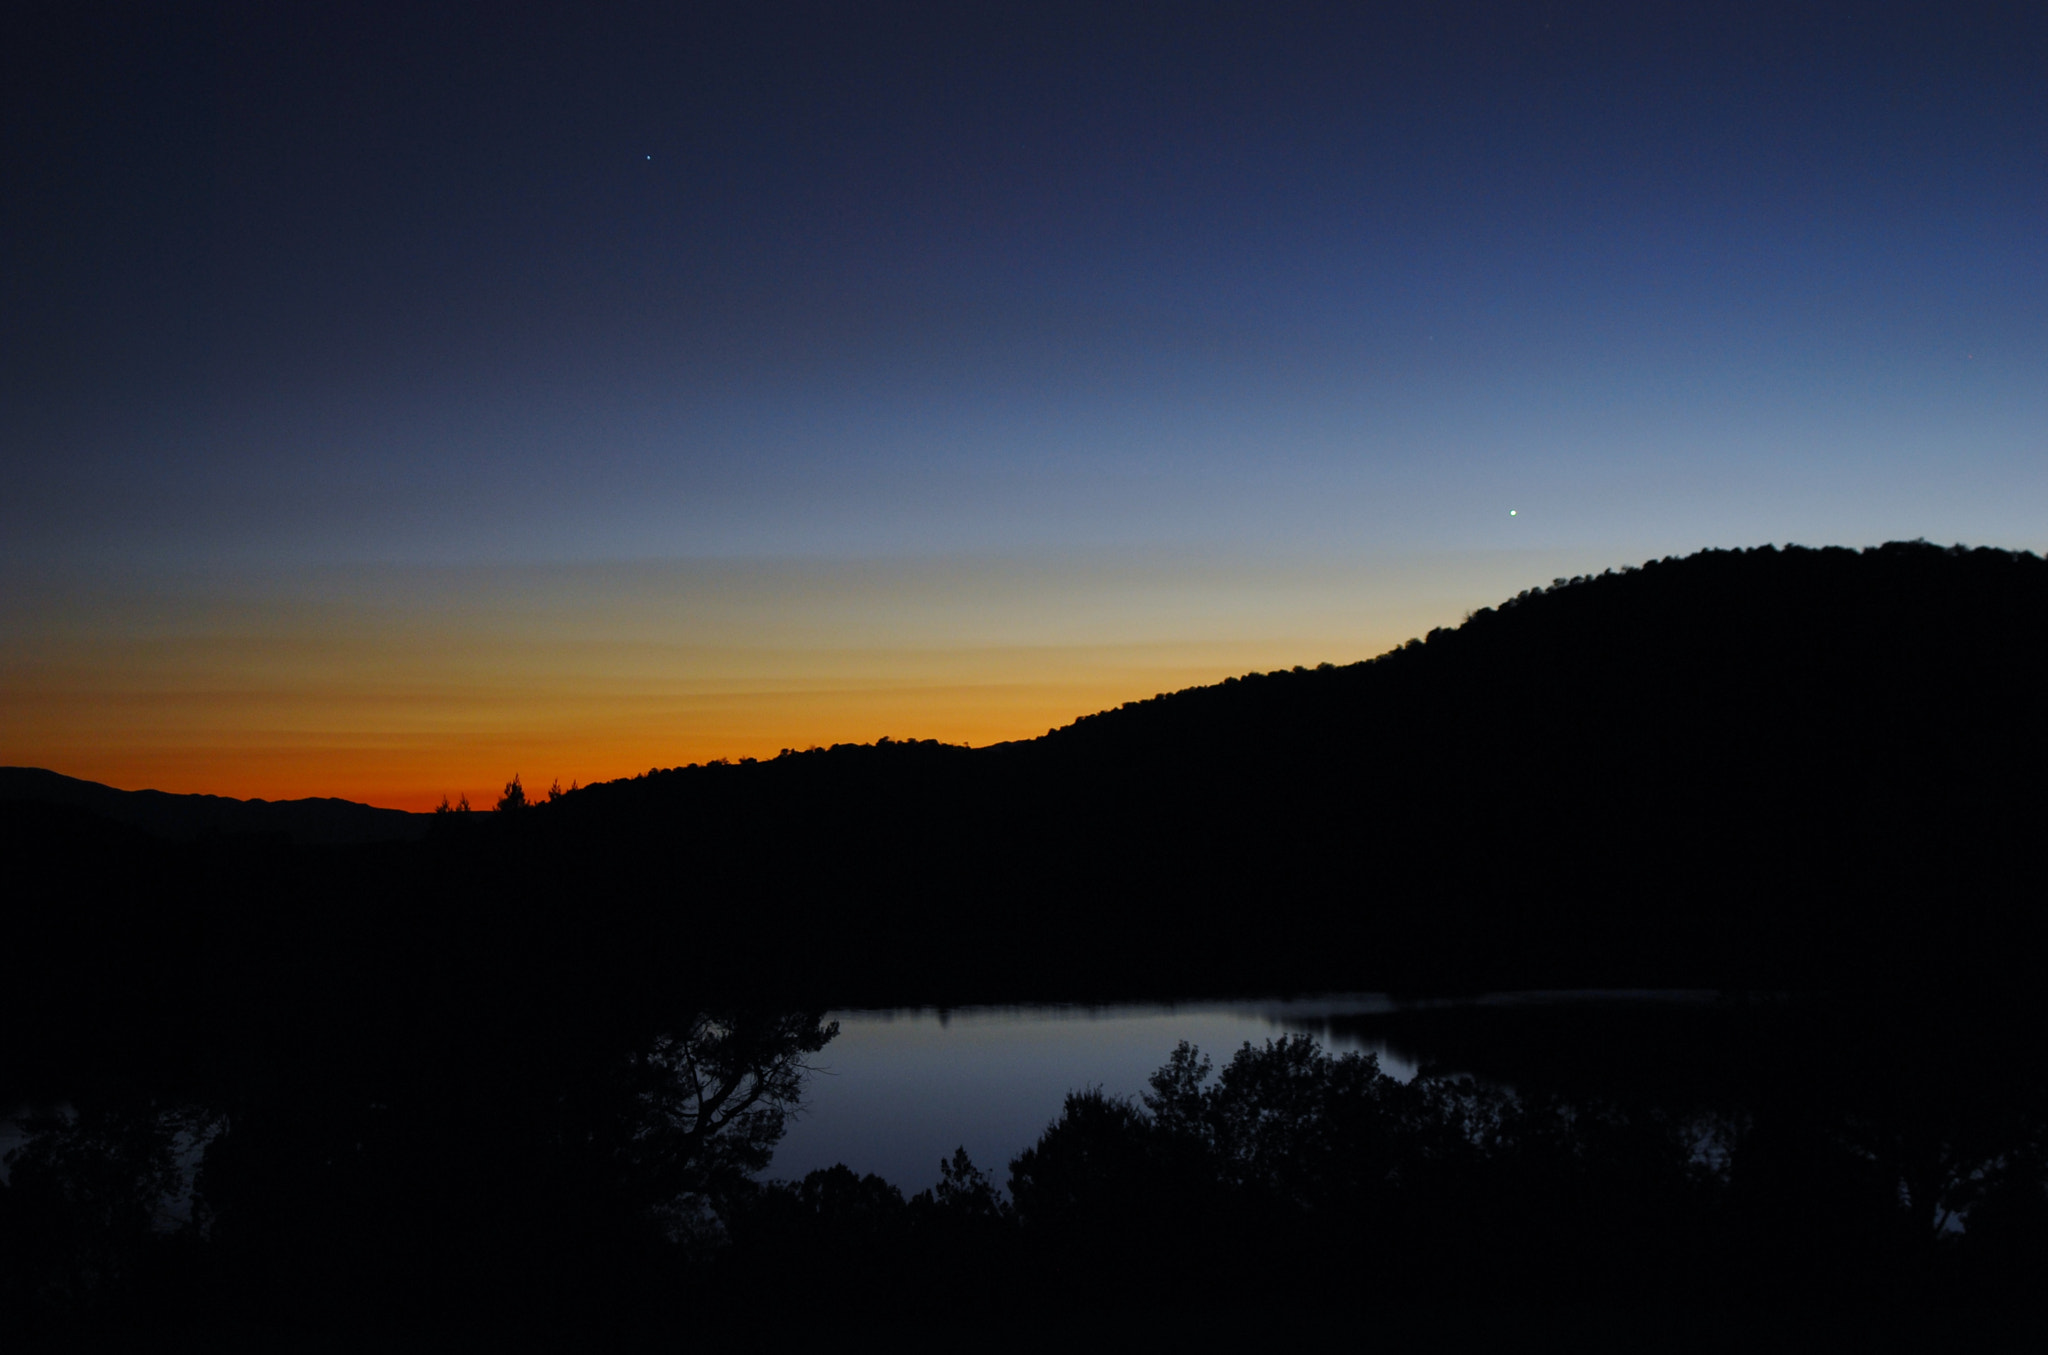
[4,660,1289,812]
[1,549,1602,811]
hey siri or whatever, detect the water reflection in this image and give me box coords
[769,987,2048,1255]
[769,996,1415,1189]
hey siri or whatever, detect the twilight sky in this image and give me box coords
[5,2,2044,808]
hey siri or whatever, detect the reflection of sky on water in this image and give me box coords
[768,997,1412,1194]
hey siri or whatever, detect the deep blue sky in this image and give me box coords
[4,2,2045,800]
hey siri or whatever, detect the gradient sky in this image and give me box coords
[5,2,2044,808]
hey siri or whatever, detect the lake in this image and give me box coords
[766,994,1418,1192]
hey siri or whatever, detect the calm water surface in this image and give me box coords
[768,995,1415,1192]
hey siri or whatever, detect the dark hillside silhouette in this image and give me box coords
[528,540,2048,998]
[10,541,2045,1011]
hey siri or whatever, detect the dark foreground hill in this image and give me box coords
[527,539,2048,997]
[0,767,427,845]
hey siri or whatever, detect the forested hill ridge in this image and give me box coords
[522,540,2047,996]
[581,538,2046,782]
[9,541,2047,1005]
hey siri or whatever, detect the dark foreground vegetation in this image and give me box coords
[744,1015,2048,1315]
[5,541,2047,1332]
[4,1013,2046,1334]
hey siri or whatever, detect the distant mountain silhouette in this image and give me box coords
[0,767,428,845]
